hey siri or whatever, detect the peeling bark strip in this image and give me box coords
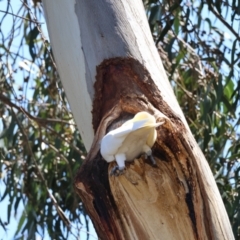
[75,154,125,240]
[75,57,233,240]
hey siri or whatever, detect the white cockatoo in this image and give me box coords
[100,111,164,175]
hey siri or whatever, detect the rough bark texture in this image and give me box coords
[75,57,234,240]
[42,0,233,239]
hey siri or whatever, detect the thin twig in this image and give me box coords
[11,109,71,228]
[41,139,74,178]
[0,93,74,125]
[0,93,84,155]
[20,0,57,71]
[167,31,204,76]
[0,10,44,24]
[44,124,84,155]
[21,0,68,113]
[209,4,240,42]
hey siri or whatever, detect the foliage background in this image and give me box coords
[0,0,239,239]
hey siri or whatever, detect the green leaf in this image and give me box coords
[28,27,40,61]
[148,5,160,24]
[15,212,26,236]
[173,10,180,35]
[224,78,234,102]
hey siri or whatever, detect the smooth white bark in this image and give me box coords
[43,1,234,239]
[43,0,186,151]
[43,0,93,150]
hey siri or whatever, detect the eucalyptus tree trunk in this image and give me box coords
[43,0,234,239]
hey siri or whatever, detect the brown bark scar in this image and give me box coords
[75,57,213,239]
[92,57,181,133]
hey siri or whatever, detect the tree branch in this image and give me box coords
[0,93,74,125]
[11,110,71,228]
[0,10,44,24]
[209,4,240,42]
[0,93,84,155]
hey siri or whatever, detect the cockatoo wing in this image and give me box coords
[116,127,153,160]
[100,119,148,162]
[100,114,162,162]
[113,119,149,137]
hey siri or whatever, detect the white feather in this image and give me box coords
[100,112,163,169]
